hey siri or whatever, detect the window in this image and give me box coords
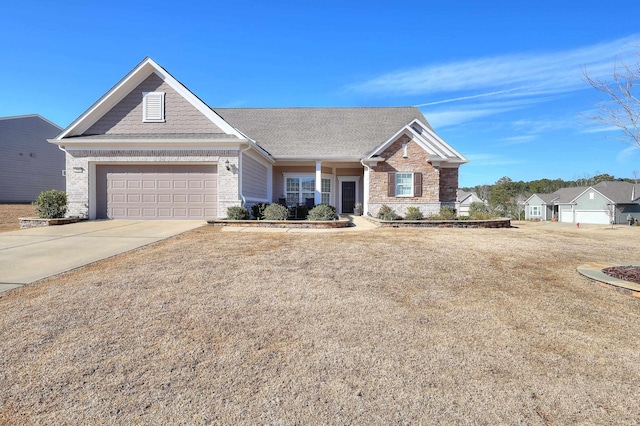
[396,172,413,196]
[589,192,595,200]
[143,92,165,122]
[402,143,408,158]
[285,176,331,206]
[529,206,541,217]
[387,172,422,197]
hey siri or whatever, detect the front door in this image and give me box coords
[341,181,356,213]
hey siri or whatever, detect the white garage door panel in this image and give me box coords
[575,210,610,224]
[98,165,217,220]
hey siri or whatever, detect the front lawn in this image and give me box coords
[0,204,35,232]
[0,222,638,423]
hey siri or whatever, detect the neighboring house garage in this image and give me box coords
[95,165,217,219]
[574,210,610,225]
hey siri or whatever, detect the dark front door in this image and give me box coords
[342,181,356,213]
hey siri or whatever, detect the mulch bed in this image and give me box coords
[602,265,640,284]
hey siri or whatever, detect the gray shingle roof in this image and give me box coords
[213,107,431,158]
[593,181,639,203]
[536,193,559,203]
[552,186,588,203]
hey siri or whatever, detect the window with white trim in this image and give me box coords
[395,172,413,196]
[285,177,331,206]
[143,92,165,122]
[529,206,541,217]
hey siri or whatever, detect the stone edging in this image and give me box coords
[19,217,87,229]
[208,218,351,229]
[577,262,640,298]
[365,217,511,228]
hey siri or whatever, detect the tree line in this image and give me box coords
[460,173,638,219]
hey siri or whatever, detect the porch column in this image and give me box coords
[315,161,322,205]
[363,165,370,215]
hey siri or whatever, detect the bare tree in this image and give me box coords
[583,55,640,148]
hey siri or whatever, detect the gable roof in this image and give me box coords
[552,186,588,204]
[214,107,429,159]
[457,190,481,203]
[591,181,639,204]
[55,57,244,141]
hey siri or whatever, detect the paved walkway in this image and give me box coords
[219,214,379,233]
[0,220,204,294]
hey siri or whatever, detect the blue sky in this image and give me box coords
[2,0,639,187]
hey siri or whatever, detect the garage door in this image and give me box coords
[96,165,217,219]
[575,210,610,225]
[559,208,573,223]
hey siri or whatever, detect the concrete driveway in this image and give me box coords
[0,220,204,294]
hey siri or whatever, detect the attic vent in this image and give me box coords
[411,124,423,134]
[143,92,165,122]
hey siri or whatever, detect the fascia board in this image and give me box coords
[273,155,363,161]
[56,57,244,140]
[56,57,157,139]
[411,118,469,163]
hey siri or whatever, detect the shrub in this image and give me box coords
[33,189,67,219]
[469,201,490,215]
[263,203,290,220]
[307,204,337,221]
[293,204,309,220]
[227,206,250,220]
[251,202,269,220]
[404,206,423,221]
[439,205,457,219]
[470,211,496,220]
[377,204,400,221]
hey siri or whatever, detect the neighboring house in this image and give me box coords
[456,190,485,216]
[0,115,64,202]
[49,57,468,220]
[524,193,560,221]
[525,181,640,224]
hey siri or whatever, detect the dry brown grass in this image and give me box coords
[0,204,35,232]
[1,221,639,424]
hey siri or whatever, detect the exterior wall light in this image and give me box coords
[73,166,84,173]
[225,160,231,171]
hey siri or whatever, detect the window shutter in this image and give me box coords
[413,172,422,197]
[143,92,165,122]
[388,173,396,197]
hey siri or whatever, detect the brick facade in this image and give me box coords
[368,134,460,217]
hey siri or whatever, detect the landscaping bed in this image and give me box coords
[208,217,351,229]
[603,265,640,284]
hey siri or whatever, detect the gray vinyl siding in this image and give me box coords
[574,189,610,210]
[525,195,546,220]
[0,115,64,202]
[242,153,268,200]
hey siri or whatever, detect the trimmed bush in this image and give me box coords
[251,202,269,220]
[263,203,290,220]
[377,204,400,221]
[439,205,457,219]
[307,204,337,221]
[227,206,250,220]
[404,206,423,221]
[469,202,490,215]
[33,189,67,219]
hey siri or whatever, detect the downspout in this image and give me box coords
[360,158,370,216]
[238,144,252,208]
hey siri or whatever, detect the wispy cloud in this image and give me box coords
[349,35,640,100]
[500,135,537,146]
[616,145,640,163]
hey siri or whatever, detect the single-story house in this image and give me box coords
[525,181,640,224]
[456,190,485,216]
[49,57,468,220]
[0,114,64,202]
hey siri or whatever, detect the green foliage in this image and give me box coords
[227,206,250,220]
[33,190,67,219]
[377,204,400,221]
[251,202,269,220]
[307,204,337,221]
[404,206,423,221]
[293,204,309,219]
[469,202,490,215]
[263,203,290,220]
[470,211,497,220]
[439,205,457,219]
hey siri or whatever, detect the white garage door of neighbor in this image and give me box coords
[558,209,573,223]
[97,165,217,219]
[575,210,610,225]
